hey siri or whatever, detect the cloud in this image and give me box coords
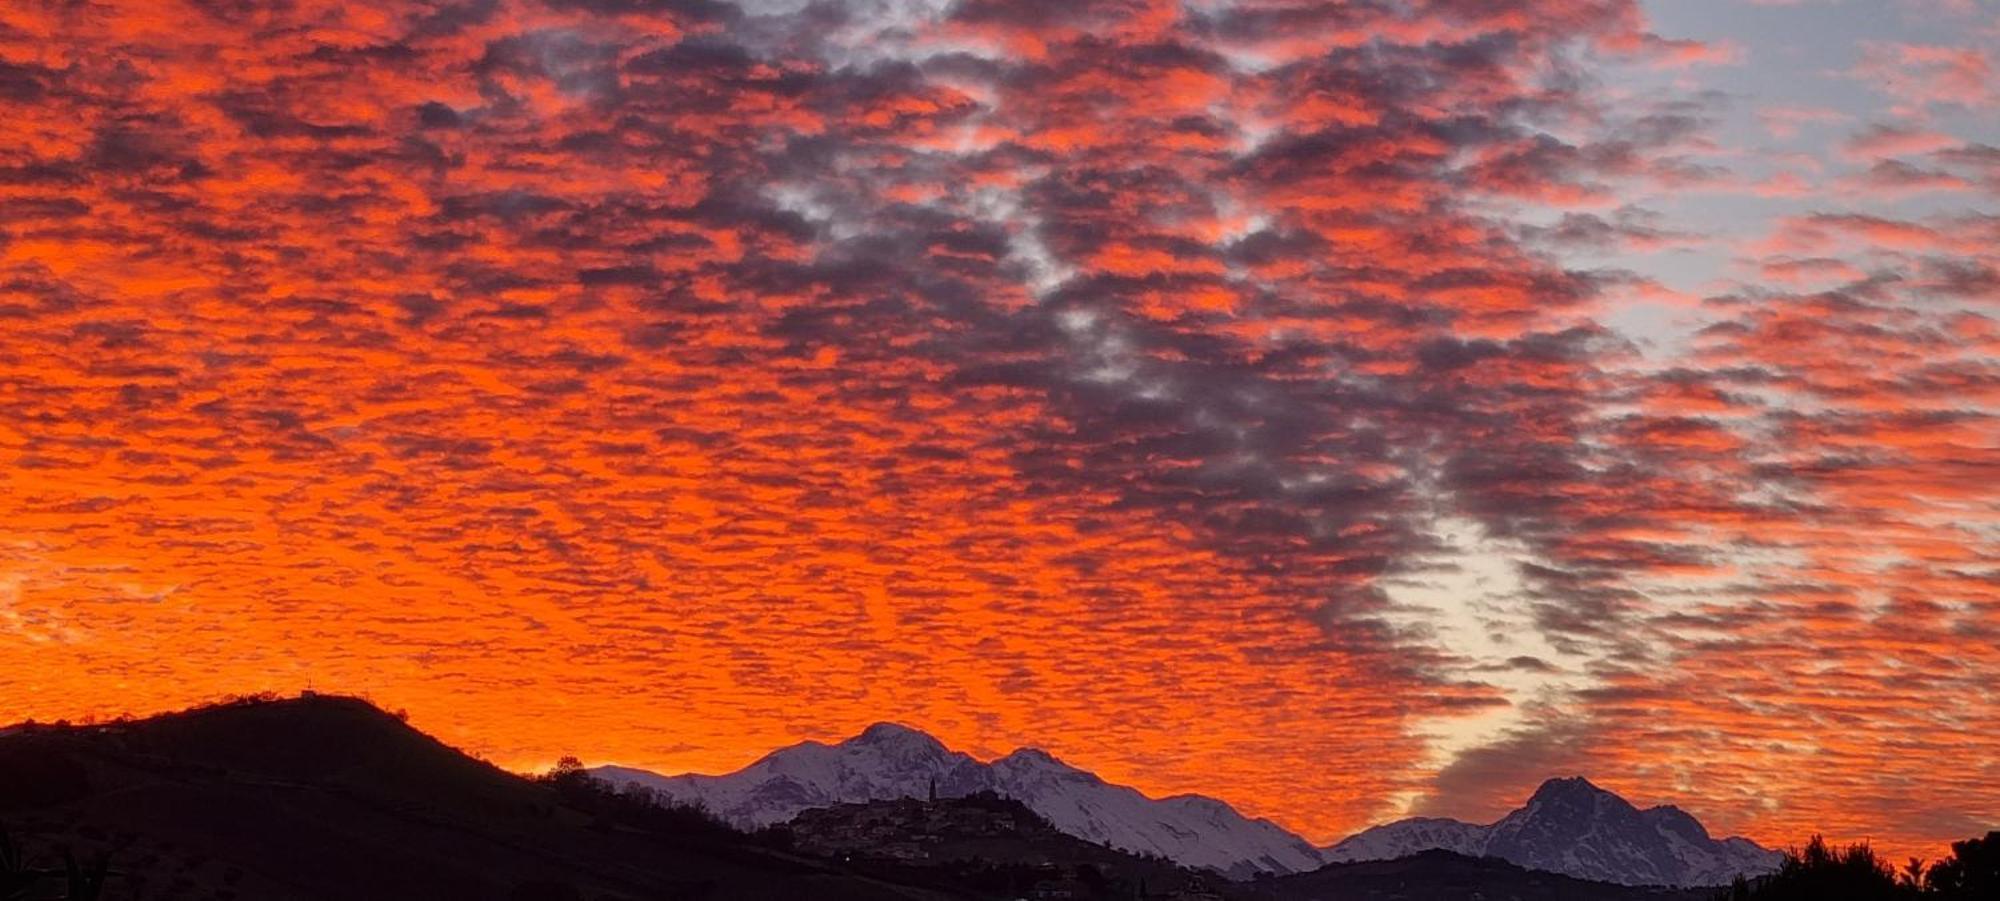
[1409,713,1601,821]
[0,0,1993,859]
[1851,41,1999,115]
[1842,123,1961,160]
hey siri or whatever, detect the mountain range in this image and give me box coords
[0,694,1794,900]
[590,722,1326,879]
[591,723,1780,887]
[0,694,963,900]
[1323,776,1783,887]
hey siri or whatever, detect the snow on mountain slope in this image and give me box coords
[1322,816,1488,863]
[589,723,990,828]
[984,747,1327,878]
[1641,804,1788,889]
[1321,776,1782,887]
[588,723,1326,878]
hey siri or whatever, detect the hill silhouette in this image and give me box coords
[11,694,1979,901]
[774,790,1230,898]
[0,693,964,900]
[1245,850,1715,901]
[1720,833,2000,900]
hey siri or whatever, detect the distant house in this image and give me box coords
[1028,875,1087,899]
[878,841,928,861]
[1145,875,1225,901]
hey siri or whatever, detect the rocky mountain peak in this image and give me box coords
[1643,804,1713,842]
[1531,775,1606,798]
[1520,776,1626,816]
[1326,777,1781,887]
[994,746,1077,773]
[590,725,1326,878]
[852,721,948,753]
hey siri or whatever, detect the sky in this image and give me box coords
[1,0,1995,862]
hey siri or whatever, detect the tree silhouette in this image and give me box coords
[61,848,110,901]
[1901,857,1926,890]
[1720,836,1907,901]
[0,824,124,901]
[534,758,749,845]
[1921,831,2000,897]
[1724,832,2000,900]
[0,826,36,901]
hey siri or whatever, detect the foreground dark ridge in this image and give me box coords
[589,719,1776,885]
[1250,851,1712,901]
[8,692,1924,901]
[0,693,963,901]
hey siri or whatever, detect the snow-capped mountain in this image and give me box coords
[1323,776,1781,887]
[588,722,1327,878]
[1322,816,1489,862]
[978,746,1326,878]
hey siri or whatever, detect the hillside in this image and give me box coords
[777,791,1234,899]
[0,694,965,901]
[1247,850,1718,901]
[1323,777,1779,887]
[0,694,1773,901]
[591,721,1327,877]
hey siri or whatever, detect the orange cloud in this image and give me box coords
[0,0,1993,864]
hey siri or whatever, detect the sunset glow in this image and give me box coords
[3,0,1995,864]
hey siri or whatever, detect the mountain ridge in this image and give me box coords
[1248,849,1715,901]
[593,732,1781,887]
[1324,775,1782,887]
[589,722,1328,879]
[0,694,968,900]
[0,694,1793,900]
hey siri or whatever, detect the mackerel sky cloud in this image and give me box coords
[2,0,1994,860]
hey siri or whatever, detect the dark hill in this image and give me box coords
[0,695,1750,901]
[1244,849,1717,901]
[764,794,1709,901]
[780,791,1232,899]
[0,693,966,901]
